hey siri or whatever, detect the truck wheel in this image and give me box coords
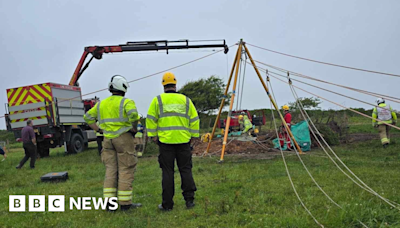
[68,133,84,154]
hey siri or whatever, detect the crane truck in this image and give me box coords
[5,40,228,157]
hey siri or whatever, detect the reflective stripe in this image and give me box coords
[160,112,189,119]
[103,126,132,135]
[147,115,158,122]
[190,116,199,123]
[104,193,116,197]
[127,108,138,116]
[157,95,163,114]
[118,196,132,201]
[98,98,131,124]
[118,191,132,195]
[85,112,96,120]
[104,188,117,192]
[147,128,157,133]
[190,129,199,134]
[99,118,129,124]
[97,101,101,122]
[120,98,126,118]
[186,97,190,115]
[157,95,190,120]
[158,126,190,131]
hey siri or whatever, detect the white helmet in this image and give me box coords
[109,75,129,93]
[376,98,385,105]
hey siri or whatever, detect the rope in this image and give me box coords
[253,60,400,104]
[247,43,400,78]
[269,99,324,227]
[270,71,395,113]
[288,83,400,209]
[247,62,400,131]
[239,53,248,110]
[254,60,400,209]
[2,44,236,119]
[269,77,369,227]
[236,54,243,111]
[284,80,370,227]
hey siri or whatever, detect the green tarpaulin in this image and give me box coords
[273,120,311,152]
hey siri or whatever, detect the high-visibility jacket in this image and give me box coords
[372,103,397,126]
[146,92,200,144]
[240,116,253,133]
[84,95,139,139]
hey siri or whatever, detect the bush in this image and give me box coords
[314,123,340,146]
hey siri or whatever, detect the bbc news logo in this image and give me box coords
[9,195,118,212]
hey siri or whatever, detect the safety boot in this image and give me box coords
[383,143,389,149]
[106,203,117,212]
[186,201,195,209]
[120,203,142,211]
[158,204,172,211]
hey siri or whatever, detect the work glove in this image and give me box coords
[97,129,104,134]
[373,124,378,128]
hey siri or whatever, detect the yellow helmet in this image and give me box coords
[162,72,177,86]
[254,129,259,134]
[282,105,289,111]
[238,115,244,120]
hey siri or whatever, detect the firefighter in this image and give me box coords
[238,115,253,135]
[146,72,200,211]
[84,75,142,211]
[372,98,397,148]
[281,105,292,149]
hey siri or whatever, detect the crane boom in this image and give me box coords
[69,39,229,86]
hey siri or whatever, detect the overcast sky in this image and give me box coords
[1,0,399,129]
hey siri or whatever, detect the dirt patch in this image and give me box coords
[347,133,400,143]
[191,134,277,156]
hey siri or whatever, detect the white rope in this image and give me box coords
[270,101,324,227]
[289,83,400,210]
[284,82,369,227]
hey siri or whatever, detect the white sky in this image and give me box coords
[1,0,399,129]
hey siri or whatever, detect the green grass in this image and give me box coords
[0,140,400,227]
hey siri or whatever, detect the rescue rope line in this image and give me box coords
[247,43,400,78]
[236,53,243,111]
[1,44,236,119]
[255,61,400,209]
[247,62,400,131]
[239,53,248,110]
[274,74,400,131]
[268,78,369,227]
[253,60,400,104]
[268,70,395,113]
[289,83,400,209]
[269,100,324,227]
[266,71,400,209]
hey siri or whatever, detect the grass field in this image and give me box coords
[0,138,399,228]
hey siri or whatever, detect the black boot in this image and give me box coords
[120,203,142,211]
[383,143,389,149]
[186,201,195,209]
[106,203,118,212]
[158,204,172,211]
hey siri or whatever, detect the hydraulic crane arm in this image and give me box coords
[69,39,229,86]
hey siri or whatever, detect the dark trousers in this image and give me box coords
[158,142,197,209]
[97,136,104,155]
[19,142,36,168]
